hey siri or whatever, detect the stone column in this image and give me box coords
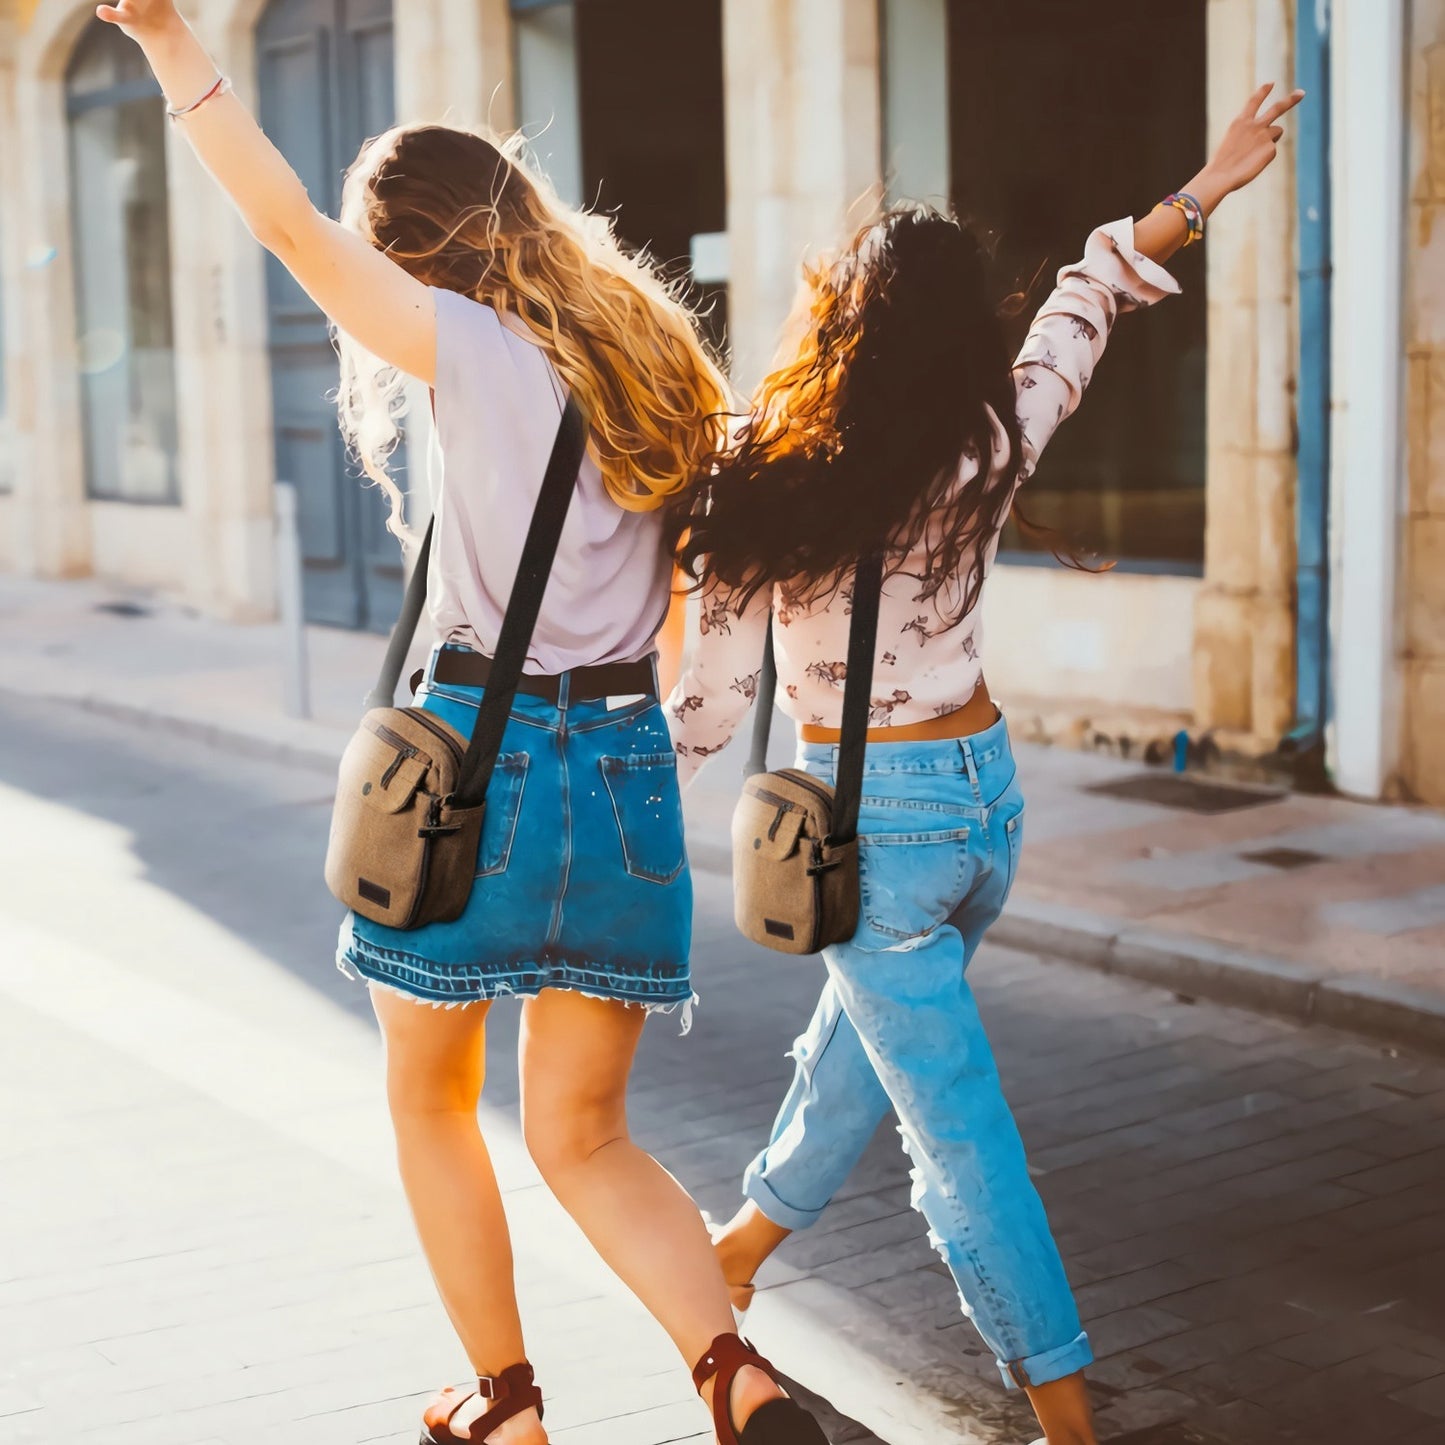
[722,0,882,388]
[395,0,513,132]
[1402,1,1445,803]
[1191,0,1298,747]
[0,4,23,523]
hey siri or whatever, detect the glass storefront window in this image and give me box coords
[513,0,729,353]
[885,0,1208,571]
[66,21,179,504]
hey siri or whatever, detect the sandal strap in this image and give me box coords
[473,1362,544,1437]
[692,1333,777,1445]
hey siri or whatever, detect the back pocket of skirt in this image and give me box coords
[476,752,530,878]
[598,752,686,884]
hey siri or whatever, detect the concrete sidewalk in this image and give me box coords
[4,572,1442,1056]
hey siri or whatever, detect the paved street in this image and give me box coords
[3,695,1445,1445]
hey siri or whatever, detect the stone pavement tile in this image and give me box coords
[1333,1143,1445,1195]
[1189,1397,1312,1445]
[1270,1325,1380,1370]
[1084,1305,1195,1359]
[1391,1371,1445,1418]
[1072,1261,1208,1320]
[1322,882,1445,934]
[1270,1381,1438,1440]
[777,1209,924,1272]
[1163,1348,1314,1407]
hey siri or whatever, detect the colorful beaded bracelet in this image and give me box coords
[1160,191,1206,246]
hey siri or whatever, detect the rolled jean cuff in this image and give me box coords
[742,1156,829,1232]
[996,1330,1094,1391]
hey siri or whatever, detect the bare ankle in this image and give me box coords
[713,1203,790,1286]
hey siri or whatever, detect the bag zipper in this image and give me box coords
[405,711,467,771]
[773,767,837,809]
[371,712,466,783]
[749,785,805,814]
[370,722,419,789]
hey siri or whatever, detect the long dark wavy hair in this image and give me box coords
[674,203,1047,625]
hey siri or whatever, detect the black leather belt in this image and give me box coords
[426,649,656,705]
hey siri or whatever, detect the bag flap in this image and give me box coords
[735,779,811,862]
[339,722,431,816]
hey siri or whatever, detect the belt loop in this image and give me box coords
[961,737,981,797]
[557,668,572,712]
[649,653,660,698]
[425,643,444,689]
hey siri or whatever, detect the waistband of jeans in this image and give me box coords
[423,641,659,707]
[798,709,1013,776]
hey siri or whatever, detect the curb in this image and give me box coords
[0,684,347,776]
[990,898,1445,1059]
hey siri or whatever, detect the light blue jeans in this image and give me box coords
[742,715,1092,1390]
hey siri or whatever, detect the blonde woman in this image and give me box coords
[96,6,829,1444]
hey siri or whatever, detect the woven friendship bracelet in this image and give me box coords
[167,73,231,122]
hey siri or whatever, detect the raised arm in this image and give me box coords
[98,1,435,383]
[1134,83,1306,265]
[1010,82,1305,480]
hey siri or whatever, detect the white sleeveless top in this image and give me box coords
[425,287,672,673]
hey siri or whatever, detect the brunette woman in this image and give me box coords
[667,83,1304,1445]
[96,5,829,1443]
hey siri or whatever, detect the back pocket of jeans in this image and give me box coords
[599,752,686,884]
[858,827,972,943]
[475,753,530,878]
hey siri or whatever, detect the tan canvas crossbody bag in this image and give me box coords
[731,553,884,954]
[324,398,588,931]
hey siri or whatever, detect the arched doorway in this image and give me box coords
[257,0,400,630]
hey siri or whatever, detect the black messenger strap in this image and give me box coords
[365,515,436,715]
[745,552,885,847]
[364,396,590,809]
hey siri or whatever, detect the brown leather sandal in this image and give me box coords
[420,1362,544,1444]
[692,1333,829,1445]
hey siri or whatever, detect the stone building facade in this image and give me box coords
[0,0,1438,803]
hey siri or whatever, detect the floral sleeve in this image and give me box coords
[664,584,772,787]
[1011,218,1181,483]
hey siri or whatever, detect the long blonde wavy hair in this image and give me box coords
[336,124,733,539]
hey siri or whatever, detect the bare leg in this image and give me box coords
[372,986,543,1445]
[712,1201,792,1311]
[1024,1374,1097,1445]
[518,990,781,1432]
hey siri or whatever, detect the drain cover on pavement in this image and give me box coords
[1085,772,1283,815]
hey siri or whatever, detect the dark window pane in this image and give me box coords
[574,0,729,352]
[948,0,1207,568]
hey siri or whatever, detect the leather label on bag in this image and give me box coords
[764,918,796,940]
[357,878,392,909]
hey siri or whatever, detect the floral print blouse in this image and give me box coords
[664,218,1180,784]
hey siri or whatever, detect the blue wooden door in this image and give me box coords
[257,0,401,631]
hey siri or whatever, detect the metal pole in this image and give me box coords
[1284,0,1332,778]
[274,482,312,720]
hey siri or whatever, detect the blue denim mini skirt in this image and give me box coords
[337,644,693,1011]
